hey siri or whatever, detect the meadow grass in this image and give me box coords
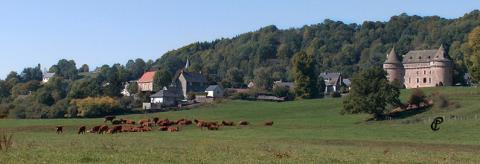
[0,86,479,163]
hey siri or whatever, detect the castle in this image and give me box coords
[383,45,453,89]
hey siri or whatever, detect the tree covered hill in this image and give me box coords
[153,10,480,85]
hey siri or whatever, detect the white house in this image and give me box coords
[150,87,181,107]
[42,72,55,84]
[205,85,224,98]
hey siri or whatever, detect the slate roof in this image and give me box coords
[273,81,295,88]
[138,71,156,83]
[320,72,341,86]
[181,71,207,83]
[43,72,55,78]
[151,89,180,98]
[342,79,351,86]
[385,48,401,64]
[205,85,222,91]
[402,45,450,63]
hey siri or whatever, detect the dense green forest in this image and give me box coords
[0,11,480,119]
[154,10,480,86]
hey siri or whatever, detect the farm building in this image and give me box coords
[320,72,343,94]
[150,87,182,107]
[205,85,224,98]
[138,71,156,92]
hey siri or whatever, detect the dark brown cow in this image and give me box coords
[89,125,101,133]
[109,125,123,134]
[264,121,274,126]
[207,124,219,131]
[56,126,64,134]
[98,125,109,134]
[152,117,160,124]
[158,126,169,131]
[104,116,116,123]
[112,120,122,125]
[238,121,249,126]
[222,120,235,126]
[78,126,86,134]
[168,126,179,132]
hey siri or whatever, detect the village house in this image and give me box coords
[173,70,208,98]
[137,71,156,92]
[42,72,55,84]
[150,87,182,107]
[205,85,224,98]
[383,45,453,88]
[320,72,343,94]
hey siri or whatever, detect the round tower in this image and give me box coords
[432,45,453,86]
[383,48,404,84]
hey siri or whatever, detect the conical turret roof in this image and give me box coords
[385,48,401,64]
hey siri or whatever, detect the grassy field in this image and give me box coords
[0,87,479,163]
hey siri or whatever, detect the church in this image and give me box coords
[383,45,453,89]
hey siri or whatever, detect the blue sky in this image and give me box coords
[0,0,479,79]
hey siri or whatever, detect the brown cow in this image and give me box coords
[104,116,116,123]
[238,121,249,126]
[168,126,179,132]
[222,120,235,126]
[152,117,160,124]
[78,126,86,134]
[56,126,64,134]
[138,119,150,125]
[98,125,109,134]
[208,124,219,131]
[112,120,122,125]
[264,121,274,126]
[109,125,123,134]
[125,120,136,125]
[88,125,101,133]
[159,126,169,131]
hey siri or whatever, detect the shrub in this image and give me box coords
[272,85,290,97]
[408,89,426,106]
[430,92,449,109]
[70,97,121,118]
[331,92,342,98]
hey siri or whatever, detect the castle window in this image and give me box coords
[429,78,431,83]
[416,71,419,75]
[423,78,427,83]
[429,70,431,74]
[419,56,422,59]
[417,78,419,83]
[409,56,413,59]
[409,78,411,83]
[424,70,426,74]
[428,56,431,59]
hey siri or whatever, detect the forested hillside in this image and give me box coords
[154,10,480,86]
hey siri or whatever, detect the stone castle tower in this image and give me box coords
[383,45,453,88]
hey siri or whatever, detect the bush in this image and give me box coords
[272,85,290,97]
[331,92,342,98]
[187,92,196,101]
[430,92,449,109]
[70,97,121,118]
[408,89,426,106]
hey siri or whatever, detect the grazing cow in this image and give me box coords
[56,126,64,134]
[98,125,109,134]
[158,119,174,126]
[112,120,122,125]
[78,126,86,134]
[168,126,179,132]
[153,117,160,124]
[238,121,249,126]
[109,125,123,134]
[264,121,274,126]
[88,125,101,133]
[222,121,235,126]
[104,116,116,123]
[207,124,219,131]
[159,126,169,131]
[120,119,127,124]
[143,122,154,127]
[138,119,151,125]
[125,120,136,125]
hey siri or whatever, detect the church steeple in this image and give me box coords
[185,58,190,69]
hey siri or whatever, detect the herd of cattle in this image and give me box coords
[55,116,274,134]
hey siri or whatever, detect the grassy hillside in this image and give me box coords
[0,87,479,163]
